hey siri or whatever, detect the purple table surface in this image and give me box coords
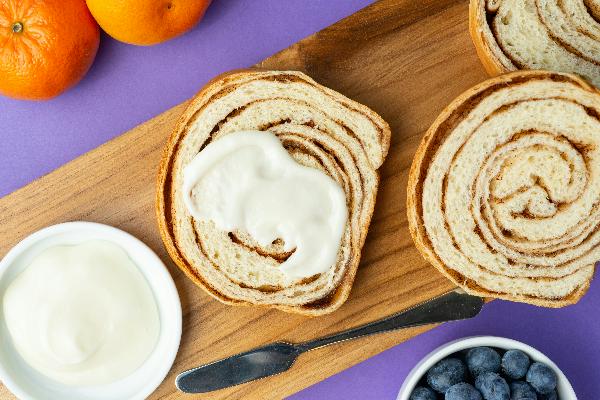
[1,1,598,399]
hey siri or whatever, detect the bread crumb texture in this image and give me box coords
[408,70,599,307]
[471,0,600,87]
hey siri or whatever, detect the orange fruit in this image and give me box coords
[0,0,100,100]
[86,0,211,46]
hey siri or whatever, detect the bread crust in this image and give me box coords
[156,69,391,316]
[407,70,597,307]
[469,0,510,77]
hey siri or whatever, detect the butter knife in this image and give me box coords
[176,289,484,393]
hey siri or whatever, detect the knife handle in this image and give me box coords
[297,290,483,353]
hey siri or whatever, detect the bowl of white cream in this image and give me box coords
[0,222,182,400]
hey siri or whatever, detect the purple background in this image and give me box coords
[1,1,598,399]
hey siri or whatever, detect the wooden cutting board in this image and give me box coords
[0,0,490,398]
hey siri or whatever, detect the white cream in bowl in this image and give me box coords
[3,240,160,386]
[0,222,181,400]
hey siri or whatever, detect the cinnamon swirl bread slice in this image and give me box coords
[470,0,600,87]
[408,70,599,307]
[157,70,390,316]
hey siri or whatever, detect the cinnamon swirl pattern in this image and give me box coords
[470,0,600,87]
[408,71,599,306]
[157,70,390,316]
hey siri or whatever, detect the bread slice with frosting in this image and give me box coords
[470,0,600,87]
[407,70,599,307]
[157,70,390,316]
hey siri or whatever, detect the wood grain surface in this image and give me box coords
[0,0,489,398]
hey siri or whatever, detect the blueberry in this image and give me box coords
[502,350,530,380]
[475,372,510,400]
[409,386,437,400]
[526,362,557,394]
[426,358,467,393]
[446,382,483,400]
[467,347,502,376]
[509,381,537,400]
[538,390,558,400]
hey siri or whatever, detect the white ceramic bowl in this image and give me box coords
[397,336,576,400]
[0,222,182,400]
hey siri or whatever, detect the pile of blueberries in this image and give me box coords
[409,346,559,400]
